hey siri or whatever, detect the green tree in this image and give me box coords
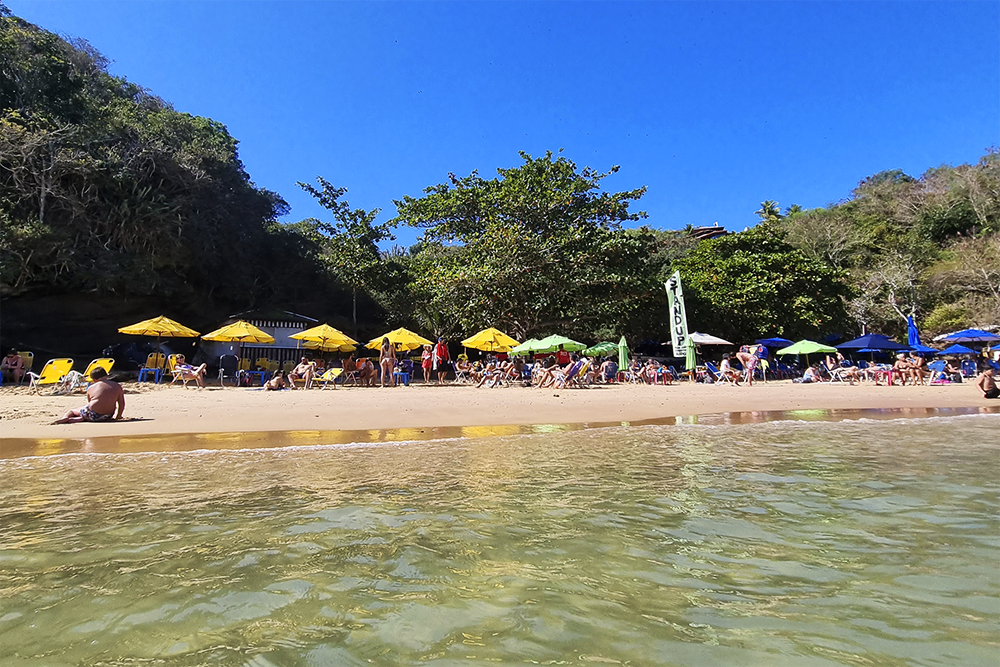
[672,224,851,342]
[298,177,396,336]
[394,151,655,339]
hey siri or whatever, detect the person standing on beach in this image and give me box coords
[976,368,999,399]
[379,338,396,387]
[421,344,433,382]
[433,337,451,384]
[53,367,124,423]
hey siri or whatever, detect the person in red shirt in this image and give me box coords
[433,337,451,384]
[555,345,570,366]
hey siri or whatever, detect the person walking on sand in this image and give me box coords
[53,367,124,424]
[976,367,999,399]
[379,337,396,387]
[433,337,451,384]
[421,344,433,382]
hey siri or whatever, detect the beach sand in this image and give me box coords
[0,379,995,443]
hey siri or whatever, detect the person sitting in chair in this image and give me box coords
[287,357,315,390]
[1,349,24,384]
[172,354,207,389]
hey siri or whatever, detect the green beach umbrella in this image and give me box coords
[618,336,629,370]
[535,334,588,353]
[510,338,543,356]
[584,341,618,357]
[776,339,837,367]
[685,336,697,376]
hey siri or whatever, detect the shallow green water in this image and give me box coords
[1,416,998,666]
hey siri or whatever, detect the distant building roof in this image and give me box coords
[691,223,728,241]
[229,309,318,325]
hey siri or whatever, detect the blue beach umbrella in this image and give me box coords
[907,343,938,355]
[938,344,976,356]
[935,329,1000,343]
[836,333,907,352]
[755,337,794,348]
[992,344,1000,352]
[907,316,921,347]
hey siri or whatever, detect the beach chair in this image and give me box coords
[317,367,343,389]
[960,360,977,378]
[283,360,295,374]
[53,358,111,394]
[704,362,733,385]
[255,357,271,371]
[138,353,166,383]
[453,365,472,384]
[83,358,114,379]
[218,354,239,386]
[27,358,74,394]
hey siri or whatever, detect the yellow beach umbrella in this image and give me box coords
[202,320,275,344]
[304,341,357,353]
[119,315,200,355]
[366,327,434,352]
[461,327,520,353]
[289,323,358,351]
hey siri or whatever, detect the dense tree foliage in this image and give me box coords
[672,224,851,342]
[0,10,326,311]
[391,152,660,339]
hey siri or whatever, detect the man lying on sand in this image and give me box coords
[53,367,125,423]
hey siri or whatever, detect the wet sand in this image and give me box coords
[0,379,993,445]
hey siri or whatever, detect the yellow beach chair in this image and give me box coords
[17,350,34,383]
[28,358,74,394]
[83,358,115,379]
[318,367,343,389]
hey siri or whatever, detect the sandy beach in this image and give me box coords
[1,379,995,445]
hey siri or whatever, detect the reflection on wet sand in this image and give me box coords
[2,406,996,459]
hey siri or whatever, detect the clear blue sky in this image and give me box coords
[9,1,1000,247]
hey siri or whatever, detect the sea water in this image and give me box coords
[1,415,998,666]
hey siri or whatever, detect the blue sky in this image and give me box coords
[9,1,999,247]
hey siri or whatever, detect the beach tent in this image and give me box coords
[938,344,976,356]
[933,328,1000,343]
[290,323,357,352]
[584,342,618,357]
[688,332,734,346]
[461,327,520,353]
[119,315,200,354]
[366,327,434,352]
[836,333,907,352]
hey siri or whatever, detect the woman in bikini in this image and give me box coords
[379,337,396,387]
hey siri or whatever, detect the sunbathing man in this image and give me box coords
[720,354,741,386]
[288,357,315,389]
[1,349,24,384]
[976,367,999,399]
[53,367,124,423]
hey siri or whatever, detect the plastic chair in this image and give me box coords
[255,357,271,370]
[138,353,166,383]
[239,358,251,371]
[283,360,295,373]
[318,367,343,389]
[28,358,74,394]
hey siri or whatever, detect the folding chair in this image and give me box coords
[960,360,977,378]
[17,350,34,384]
[218,355,239,386]
[28,358,75,394]
[705,361,735,385]
[318,367,343,389]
